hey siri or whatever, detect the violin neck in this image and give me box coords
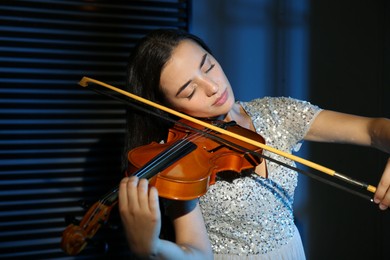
[99,139,197,206]
[133,139,197,180]
[99,185,119,206]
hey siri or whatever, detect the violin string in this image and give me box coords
[83,185,122,228]
[90,138,207,221]
[82,184,121,226]
[100,186,119,205]
[85,79,376,204]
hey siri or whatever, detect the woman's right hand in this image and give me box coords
[118,176,161,257]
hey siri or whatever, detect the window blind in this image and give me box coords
[0,0,191,258]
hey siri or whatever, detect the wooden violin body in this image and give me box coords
[127,119,265,200]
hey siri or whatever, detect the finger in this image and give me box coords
[148,186,160,217]
[126,176,140,209]
[118,177,131,210]
[380,191,390,210]
[137,178,150,210]
[374,158,390,210]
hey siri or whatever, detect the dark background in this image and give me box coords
[0,0,389,259]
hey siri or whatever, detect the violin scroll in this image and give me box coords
[61,201,115,255]
[61,224,88,255]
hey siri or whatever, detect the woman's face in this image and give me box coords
[160,39,235,119]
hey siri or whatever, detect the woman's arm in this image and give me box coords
[305,110,390,149]
[305,110,390,210]
[118,176,213,259]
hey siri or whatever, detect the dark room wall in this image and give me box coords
[307,1,389,259]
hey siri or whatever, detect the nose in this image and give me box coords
[200,77,218,97]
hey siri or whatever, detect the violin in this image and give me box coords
[61,118,266,255]
[127,118,265,200]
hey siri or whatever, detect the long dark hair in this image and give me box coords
[123,29,212,171]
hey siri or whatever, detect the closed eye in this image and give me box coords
[205,64,215,73]
[187,89,196,100]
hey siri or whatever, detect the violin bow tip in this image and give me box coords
[78,77,90,87]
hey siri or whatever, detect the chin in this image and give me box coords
[224,98,235,111]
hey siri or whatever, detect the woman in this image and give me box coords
[118,29,390,259]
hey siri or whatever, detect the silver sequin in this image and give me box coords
[199,97,322,256]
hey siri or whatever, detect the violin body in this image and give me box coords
[127,119,265,200]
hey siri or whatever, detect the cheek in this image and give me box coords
[159,87,180,107]
[163,96,193,113]
[174,102,200,114]
[213,64,227,80]
[172,100,208,118]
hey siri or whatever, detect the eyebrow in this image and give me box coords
[199,53,207,68]
[175,53,208,97]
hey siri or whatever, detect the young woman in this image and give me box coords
[118,29,390,259]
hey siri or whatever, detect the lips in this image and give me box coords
[212,89,228,106]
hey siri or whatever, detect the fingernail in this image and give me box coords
[374,198,380,204]
[379,204,388,210]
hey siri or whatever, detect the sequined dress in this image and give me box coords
[199,97,322,259]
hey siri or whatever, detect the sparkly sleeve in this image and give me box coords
[241,97,322,152]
